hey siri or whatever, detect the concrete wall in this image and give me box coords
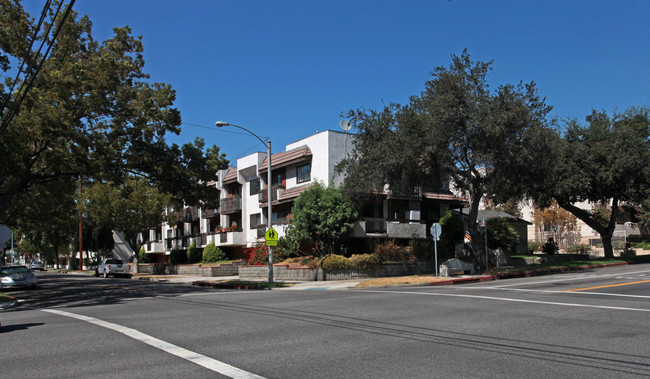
[138,261,243,276]
[239,261,436,281]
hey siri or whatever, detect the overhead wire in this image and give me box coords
[0,0,52,117]
[1,0,76,129]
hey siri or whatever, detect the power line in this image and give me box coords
[0,0,53,116]
[1,0,76,129]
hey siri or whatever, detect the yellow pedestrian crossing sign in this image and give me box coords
[265,227,278,246]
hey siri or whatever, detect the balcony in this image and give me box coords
[258,186,284,203]
[352,218,426,239]
[145,241,165,254]
[201,208,220,219]
[220,196,242,214]
[179,206,200,222]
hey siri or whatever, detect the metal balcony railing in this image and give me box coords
[220,196,242,214]
[365,218,387,233]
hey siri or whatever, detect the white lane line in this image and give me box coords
[454,287,650,299]
[41,309,265,379]
[359,290,650,313]
[484,269,650,288]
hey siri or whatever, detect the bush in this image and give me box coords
[564,244,592,255]
[169,249,187,264]
[407,237,432,261]
[138,246,150,263]
[281,256,320,268]
[319,254,350,271]
[528,241,544,254]
[202,243,227,263]
[486,218,519,253]
[186,242,202,264]
[349,254,384,270]
[244,244,284,266]
[631,241,650,250]
[375,240,407,261]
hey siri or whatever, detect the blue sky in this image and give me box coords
[24,0,650,161]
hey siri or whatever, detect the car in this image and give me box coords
[29,261,45,271]
[0,265,37,289]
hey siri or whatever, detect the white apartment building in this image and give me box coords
[143,129,468,261]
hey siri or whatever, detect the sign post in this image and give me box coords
[430,223,441,277]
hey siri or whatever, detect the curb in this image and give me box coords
[192,281,271,290]
[428,262,630,286]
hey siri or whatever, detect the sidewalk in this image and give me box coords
[53,260,635,291]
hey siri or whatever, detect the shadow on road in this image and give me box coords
[0,322,44,333]
[1,272,218,312]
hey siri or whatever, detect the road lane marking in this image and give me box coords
[454,286,650,299]
[42,309,265,379]
[359,290,650,312]
[562,279,650,292]
[485,269,650,288]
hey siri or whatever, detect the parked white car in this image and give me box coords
[95,258,130,278]
[29,261,45,271]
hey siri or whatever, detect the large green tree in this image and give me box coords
[84,177,172,257]
[0,0,226,226]
[340,51,557,267]
[289,182,358,257]
[550,107,650,258]
[12,179,78,268]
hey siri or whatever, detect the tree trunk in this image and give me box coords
[558,198,618,259]
[467,187,486,270]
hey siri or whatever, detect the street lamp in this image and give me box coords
[215,121,274,284]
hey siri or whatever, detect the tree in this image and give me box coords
[485,218,519,254]
[84,177,172,257]
[340,50,557,268]
[0,1,226,226]
[549,107,650,258]
[12,178,78,268]
[533,201,579,248]
[289,182,358,257]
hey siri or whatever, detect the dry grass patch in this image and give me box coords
[357,275,451,287]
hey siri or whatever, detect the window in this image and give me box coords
[250,179,261,196]
[296,164,311,183]
[250,213,262,228]
[271,170,284,187]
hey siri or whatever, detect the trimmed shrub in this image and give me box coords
[202,243,227,263]
[186,242,202,264]
[319,254,350,271]
[169,249,187,264]
[349,254,384,270]
[138,245,150,263]
[564,244,592,255]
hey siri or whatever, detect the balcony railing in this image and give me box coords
[258,186,284,203]
[365,217,387,233]
[201,208,220,219]
[179,206,200,222]
[220,196,242,214]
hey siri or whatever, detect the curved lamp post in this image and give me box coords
[215,121,273,284]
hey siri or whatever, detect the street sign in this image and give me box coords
[430,223,442,241]
[265,227,278,246]
[479,219,486,227]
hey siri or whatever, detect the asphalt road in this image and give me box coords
[1,265,649,378]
